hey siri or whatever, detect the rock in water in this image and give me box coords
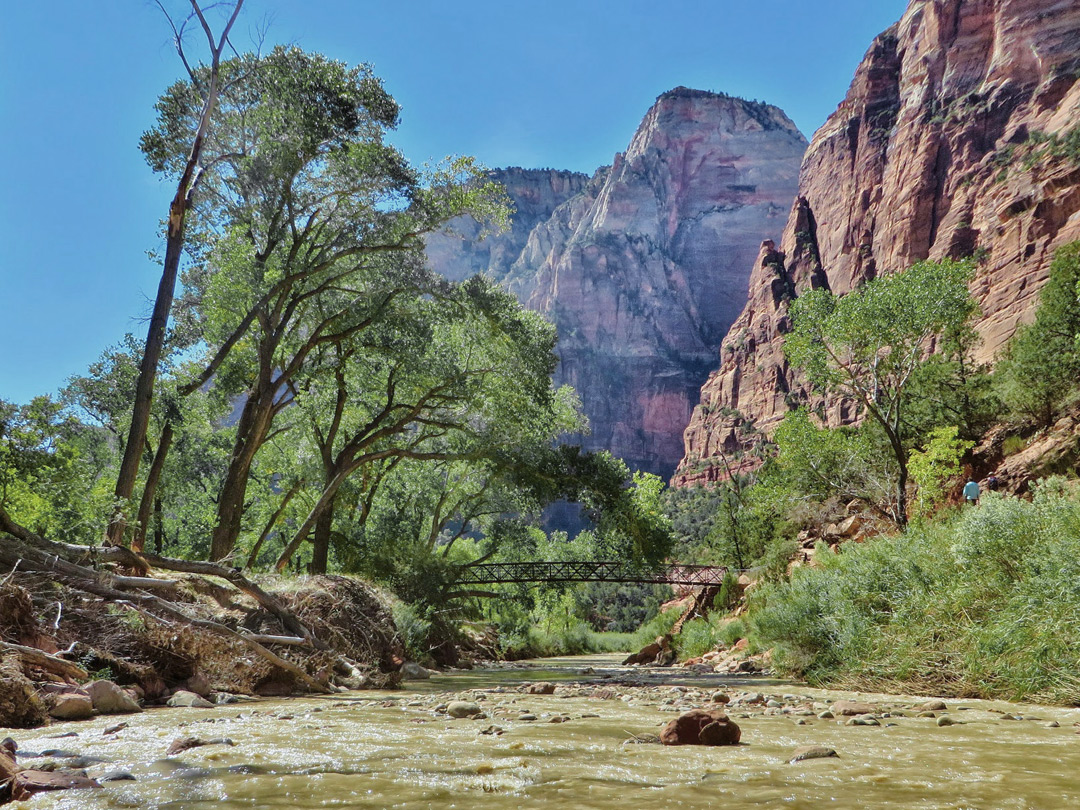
[48,693,94,721]
[832,701,877,717]
[659,709,741,746]
[11,770,101,801]
[167,690,214,709]
[790,745,839,763]
[446,701,482,719]
[400,662,430,681]
[86,681,142,714]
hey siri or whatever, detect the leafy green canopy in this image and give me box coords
[995,241,1080,424]
[784,259,976,524]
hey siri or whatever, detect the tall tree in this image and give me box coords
[108,0,245,545]
[140,46,508,560]
[784,259,975,526]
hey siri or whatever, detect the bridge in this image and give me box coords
[451,561,729,587]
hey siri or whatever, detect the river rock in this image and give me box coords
[789,745,839,763]
[400,662,431,681]
[526,682,556,695]
[832,700,876,717]
[846,714,880,726]
[166,737,235,756]
[937,715,959,727]
[167,691,214,709]
[99,770,137,782]
[446,701,482,718]
[918,700,948,712]
[48,693,94,721]
[184,672,214,698]
[11,770,100,801]
[660,709,741,746]
[86,680,142,714]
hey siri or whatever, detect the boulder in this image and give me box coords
[918,700,948,712]
[446,701,482,718]
[184,672,214,698]
[659,709,741,746]
[832,700,876,717]
[167,690,214,709]
[86,680,142,714]
[11,770,101,801]
[48,693,94,721]
[400,662,430,681]
[526,682,556,695]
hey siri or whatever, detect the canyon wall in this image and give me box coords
[429,88,807,477]
[674,0,1080,487]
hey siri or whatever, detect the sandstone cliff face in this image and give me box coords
[425,167,589,283]
[525,89,806,476]
[675,0,1080,487]
[428,89,807,478]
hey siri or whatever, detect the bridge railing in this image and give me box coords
[452,561,729,587]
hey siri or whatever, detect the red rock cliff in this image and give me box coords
[674,0,1080,487]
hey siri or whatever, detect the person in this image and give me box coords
[963,478,980,506]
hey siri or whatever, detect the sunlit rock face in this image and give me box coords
[674,0,1080,488]
[428,89,807,478]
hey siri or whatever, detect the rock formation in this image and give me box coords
[429,89,807,477]
[675,0,1080,487]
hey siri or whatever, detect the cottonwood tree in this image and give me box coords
[784,259,975,526]
[109,0,246,545]
[140,46,509,560]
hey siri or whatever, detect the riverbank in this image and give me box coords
[5,654,1080,808]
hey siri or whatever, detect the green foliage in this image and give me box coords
[0,396,112,543]
[677,617,723,659]
[785,259,977,524]
[749,481,1080,701]
[908,426,973,517]
[995,241,1080,424]
[772,409,895,512]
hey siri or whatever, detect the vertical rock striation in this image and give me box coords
[428,89,806,477]
[674,0,1080,487]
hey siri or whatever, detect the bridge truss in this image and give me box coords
[451,561,728,587]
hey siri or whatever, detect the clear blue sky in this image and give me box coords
[0,0,909,404]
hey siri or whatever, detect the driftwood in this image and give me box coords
[240,633,311,647]
[137,552,325,648]
[0,505,324,651]
[0,533,331,695]
[0,639,88,680]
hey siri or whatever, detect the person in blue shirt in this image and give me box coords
[963,479,980,506]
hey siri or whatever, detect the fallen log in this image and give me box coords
[0,506,322,651]
[0,538,331,695]
[0,640,88,680]
[239,633,311,647]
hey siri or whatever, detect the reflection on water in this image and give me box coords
[8,654,1080,809]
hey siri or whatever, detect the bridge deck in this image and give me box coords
[453,561,728,587]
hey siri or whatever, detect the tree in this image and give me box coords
[908,426,973,518]
[139,46,509,560]
[995,241,1080,424]
[109,0,245,545]
[784,259,976,526]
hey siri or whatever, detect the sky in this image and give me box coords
[0,0,909,404]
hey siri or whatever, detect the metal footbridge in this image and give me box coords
[451,561,729,587]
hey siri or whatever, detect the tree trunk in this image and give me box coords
[309,494,336,574]
[132,422,174,553]
[107,0,244,546]
[210,391,276,561]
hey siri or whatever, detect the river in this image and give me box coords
[7,654,1080,809]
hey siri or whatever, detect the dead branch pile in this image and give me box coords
[0,505,405,710]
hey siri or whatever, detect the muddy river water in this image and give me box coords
[8,654,1080,809]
